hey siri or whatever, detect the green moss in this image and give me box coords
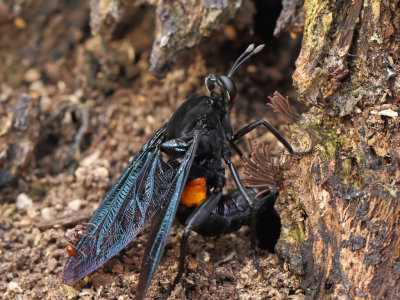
[304,112,323,128]
[304,117,345,162]
[337,158,352,184]
[351,88,360,96]
[325,140,336,159]
[303,0,332,41]
[280,221,305,244]
[353,178,363,191]
[292,222,305,241]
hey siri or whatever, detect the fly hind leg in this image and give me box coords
[161,189,223,299]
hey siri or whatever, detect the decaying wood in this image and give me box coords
[274,0,400,298]
[149,0,241,75]
[274,0,305,38]
[90,0,147,36]
[89,0,242,76]
[0,96,40,188]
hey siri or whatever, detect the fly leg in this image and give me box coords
[250,208,265,276]
[161,189,222,299]
[222,144,269,275]
[229,140,244,157]
[222,144,256,208]
[231,120,314,156]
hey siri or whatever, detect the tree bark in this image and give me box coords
[275,0,400,298]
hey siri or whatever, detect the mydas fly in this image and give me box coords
[61,44,313,299]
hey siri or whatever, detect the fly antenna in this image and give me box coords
[228,44,254,77]
[228,44,265,77]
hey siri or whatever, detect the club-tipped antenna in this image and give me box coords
[228,44,254,77]
[228,44,265,77]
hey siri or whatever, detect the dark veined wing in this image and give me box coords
[62,124,174,284]
[135,129,203,299]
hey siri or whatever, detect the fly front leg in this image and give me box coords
[231,120,314,156]
[222,143,256,209]
[221,143,268,275]
[229,140,244,157]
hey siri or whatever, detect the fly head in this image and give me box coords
[204,43,265,110]
[205,74,236,109]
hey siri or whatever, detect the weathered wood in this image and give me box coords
[89,0,242,76]
[275,0,400,298]
[149,0,241,75]
[274,0,305,38]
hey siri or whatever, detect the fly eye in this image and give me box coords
[205,74,236,107]
[205,75,216,93]
[218,75,237,103]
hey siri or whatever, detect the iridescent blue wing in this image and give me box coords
[135,129,203,299]
[62,124,175,284]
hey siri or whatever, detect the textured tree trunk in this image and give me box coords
[274,0,400,299]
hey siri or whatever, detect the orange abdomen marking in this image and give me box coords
[180,178,207,207]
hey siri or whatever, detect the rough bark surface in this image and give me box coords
[274,0,305,38]
[0,1,307,299]
[149,0,241,76]
[89,0,242,76]
[275,0,400,298]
